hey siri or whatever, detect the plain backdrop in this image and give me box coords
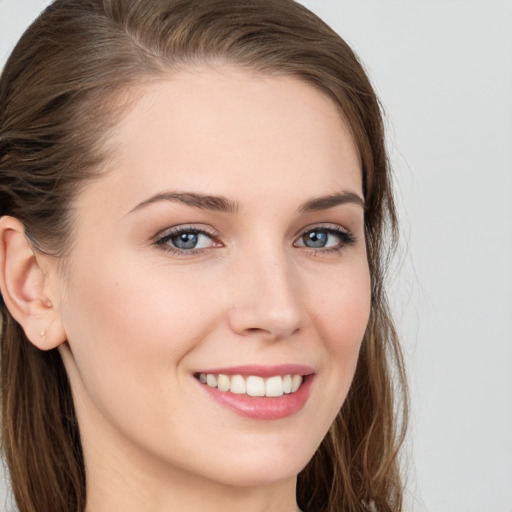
[1,1,511,511]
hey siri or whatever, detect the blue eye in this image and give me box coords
[295,226,355,251]
[302,230,330,248]
[172,232,200,249]
[156,228,217,252]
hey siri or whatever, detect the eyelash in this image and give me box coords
[294,225,356,254]
[154,227,221,256]
[153,224,356,256]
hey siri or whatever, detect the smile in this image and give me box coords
[197,373,303,397]
[194,365,314,420]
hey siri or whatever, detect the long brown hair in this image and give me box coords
[0,1,407,511]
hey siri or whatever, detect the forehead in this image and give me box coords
[81,66,362,214]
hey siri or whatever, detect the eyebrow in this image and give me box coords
[129,192,239,214]
[298,191,365,212]
[129,189,364,215]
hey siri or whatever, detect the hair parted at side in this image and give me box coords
[0,1,408,511]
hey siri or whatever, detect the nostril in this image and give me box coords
[240,325,300,340]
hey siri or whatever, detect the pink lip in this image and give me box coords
[194,365,315,420]
[195,364,314,378]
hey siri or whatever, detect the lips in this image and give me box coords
[194,365,314,420]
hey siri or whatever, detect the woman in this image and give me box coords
[0,1,407,511]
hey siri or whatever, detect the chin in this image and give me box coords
[193,435,318,488]
[207,461,305,489]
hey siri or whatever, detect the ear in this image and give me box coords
[0,216,66,350]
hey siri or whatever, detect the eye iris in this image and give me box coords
[304,230,328,248]
[172,232,198,249]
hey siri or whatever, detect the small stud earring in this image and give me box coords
[40,330,46,339]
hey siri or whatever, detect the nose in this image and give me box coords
[227,248,304,341]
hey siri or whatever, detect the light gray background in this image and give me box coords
[1,1,511,511]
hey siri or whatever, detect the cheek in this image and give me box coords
[59,257,220,419]
[288,258,371,451]
[65,256,216,350]
[309,259,371,355]
[307,256,371,417]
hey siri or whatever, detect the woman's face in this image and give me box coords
[54,67,371,490]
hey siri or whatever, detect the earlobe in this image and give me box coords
[0,216,66,350]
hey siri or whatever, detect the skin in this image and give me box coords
[1,67,371,511]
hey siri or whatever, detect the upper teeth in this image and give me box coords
[198,373,303,397]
